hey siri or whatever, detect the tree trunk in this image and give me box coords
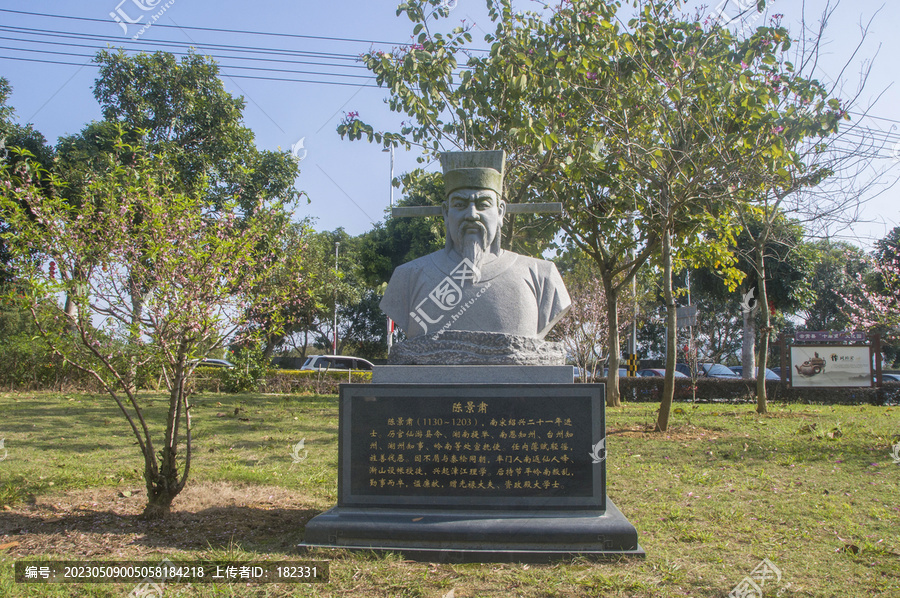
[741,294,756,379]
[128,287,143,394]
[263,333,283,360]
[64,295,77,319]
[656,228,677,432]
[142,445,181,519]
[755,243,769,414]
[142,368,189,519]
[604,278,621,407]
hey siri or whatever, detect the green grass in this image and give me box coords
[1,391,898,597]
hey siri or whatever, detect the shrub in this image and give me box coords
[611,377,898,406]
[263,369,372,395]
[220,349,268,393]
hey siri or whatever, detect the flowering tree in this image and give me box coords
[0,139,309,518]
[844,230,900,333]
[552,271,634,382]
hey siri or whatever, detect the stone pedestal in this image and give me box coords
[302,501,642,563]
[299,375,644,562]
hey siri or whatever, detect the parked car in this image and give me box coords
[602,368,630,378]
[675,363,740,378]
[300,355,374,371]
[638,368,688,378]
[189,358,235,369]
[882,373,900,382]
[729,366,781,381]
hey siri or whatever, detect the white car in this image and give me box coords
[300,355,374,372]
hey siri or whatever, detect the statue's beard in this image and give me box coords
[458,224,489,283]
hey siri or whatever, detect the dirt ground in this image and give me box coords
[0,482,318,559]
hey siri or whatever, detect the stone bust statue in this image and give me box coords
[380,150,571,364]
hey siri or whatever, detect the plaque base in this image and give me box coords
[299,498,644,563]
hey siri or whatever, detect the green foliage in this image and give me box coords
[335,289,389,360]
[356,169,446,287]
[91,49,301,212]
[687,215,812,345]
[0,76,12,135]
[0,81,56,284]
[0,133,308,516]
[220,347,269,393]
[340,0,844,416]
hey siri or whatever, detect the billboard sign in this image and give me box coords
[795,331,866,343]
[789,345,872,388]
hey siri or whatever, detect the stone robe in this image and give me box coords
[380,248,570,339]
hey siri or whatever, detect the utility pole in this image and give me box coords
[333,241,340,354]
[383,146,395,354]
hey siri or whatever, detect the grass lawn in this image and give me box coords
[0,390,898,597]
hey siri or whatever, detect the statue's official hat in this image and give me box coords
[440,150,505,197]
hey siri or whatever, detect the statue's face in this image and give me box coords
[444,188,505,254]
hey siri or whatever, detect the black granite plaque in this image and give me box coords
[338,384,605,510]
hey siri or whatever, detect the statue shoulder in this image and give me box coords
[508,252,561,276]
[392,251,440,276]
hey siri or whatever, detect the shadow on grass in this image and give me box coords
[0,505,320,555]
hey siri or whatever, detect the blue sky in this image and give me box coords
[1,0,897,247]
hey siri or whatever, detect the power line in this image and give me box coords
[0,32,372,71]
[0,44,376,81]
[0,23,473,76]
[0,54,381,88]
[847,111,900,128]
[0,8,412,48]
[0,24,365,62]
